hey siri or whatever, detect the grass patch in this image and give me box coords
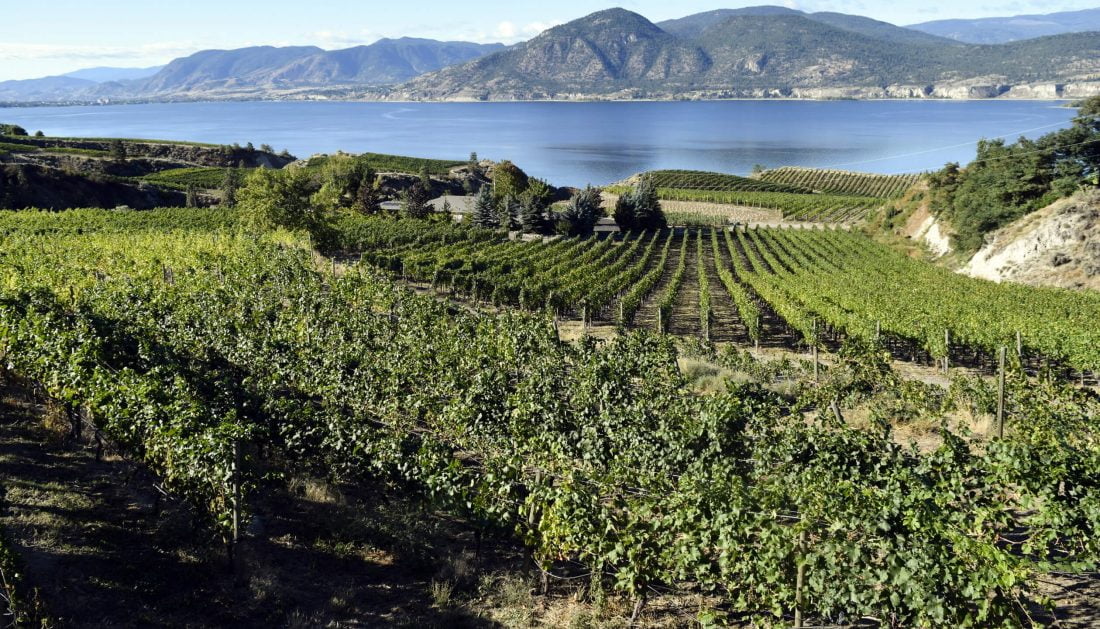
[306,152,464,176]
[140,167,234,190]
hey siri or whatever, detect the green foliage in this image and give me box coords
[555,186,603,236]
[471,185,499,229]
[0,123,27,136]
[140,167,231,191]
[491,160,529,200]
[237,167,325,232]
[641,169,811,194]
[221,168,243,207]
[929,98,1100,252]
[1,210,1099,626]
[758,167,921,198]
[613,177,666,231]
[401,181,433,220]
[307,152,462,176]
[519,178,552,233]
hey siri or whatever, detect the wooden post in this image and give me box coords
[812,320,819,383]
[581,306,588,335]
[1016,331,1023,361]
[619,300,625,325]
[875,320,881,343]
[657,308,663,334]
[331,258,336,277]
[996,346,1006,439]
[794,530,807,628]
[230,439,241,568]
[943,329,950,373]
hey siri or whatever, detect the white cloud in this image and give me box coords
[495,21,519,38]
[0,42,199,63]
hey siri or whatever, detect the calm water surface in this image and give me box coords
[4,100,1076,186]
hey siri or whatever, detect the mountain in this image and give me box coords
[0,75,97,102]
[63,65,164,82]
[392,9,1100,101]
[264,38,506,85]
[393,8,711,99]
[910,8,1100,44]
[137,45,324,93]
[658,6,955,46]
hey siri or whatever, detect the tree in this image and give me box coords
[613,178,665,231]
[0,124,27,136]
[752,164,766,175]
[354,168,382,215]
[491,160,528,201]
[260,143,274,153]
[237,167,322,232]
[520,178,552,233]
[245,142,255,152]
[468,152,480,174]
[109,139,127,163]
[221,168,243,207]
[497,194,520,230]
[185,185,200,208]
[471,185,499,229]
[34,130,44,138]
[401,181,433,219]
[630,177,666,230]
[555,186,603,236]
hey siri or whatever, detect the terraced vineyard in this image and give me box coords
[368,226,1100,377]
[609,168,891,223]
[640,169,812,193]
[757,167,923,198]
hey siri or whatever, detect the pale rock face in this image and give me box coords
[962,191,1100,290]
[913,215,952,258]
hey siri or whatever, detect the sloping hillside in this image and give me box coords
[963,190,1100,291]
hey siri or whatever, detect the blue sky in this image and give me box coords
[1,0,1096,80]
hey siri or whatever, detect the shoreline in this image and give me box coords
[0,96,1077,109]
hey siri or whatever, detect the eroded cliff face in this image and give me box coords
[963,190,1100,291]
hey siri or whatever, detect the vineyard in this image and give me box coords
[365,224,1100,377]
[607,165,897,223]
[637,169,813,194]
[139,167,231,190]
[757,167,923,198]
[0,209,1098,626]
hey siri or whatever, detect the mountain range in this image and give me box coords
[0,38,505,102]
[910,7,1100,44]
[391,8,1100,101]
[2,6,1100,104]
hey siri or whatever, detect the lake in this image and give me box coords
[3,100,1077,187]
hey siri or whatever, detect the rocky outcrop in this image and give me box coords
[963,190,1100,290]
[0,164,185,210]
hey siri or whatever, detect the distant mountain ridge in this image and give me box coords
[3,6,1100,104]
[910,7,1100,44]
[0,38,505,102]
[62,65,164,83]
[392,8,1100,101]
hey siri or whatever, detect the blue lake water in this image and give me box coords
[3,100,1077,187]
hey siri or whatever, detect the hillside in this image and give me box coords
[0,39,505,103]
[658,7,956,46]
[963,190,1100,291]
[911,7,1100,44]
[392,9,1100,101]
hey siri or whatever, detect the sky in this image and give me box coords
[1,0,1097,80]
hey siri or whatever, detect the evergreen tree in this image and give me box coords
[631,177,666,230]
[613,191,637,231]
[471,185,499,229]
[520,178,552,233]
[221,168,243,207]
[354,168,382,214]
[401,181,432,220]
[498,194,520,231]
[555,186,603,236]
